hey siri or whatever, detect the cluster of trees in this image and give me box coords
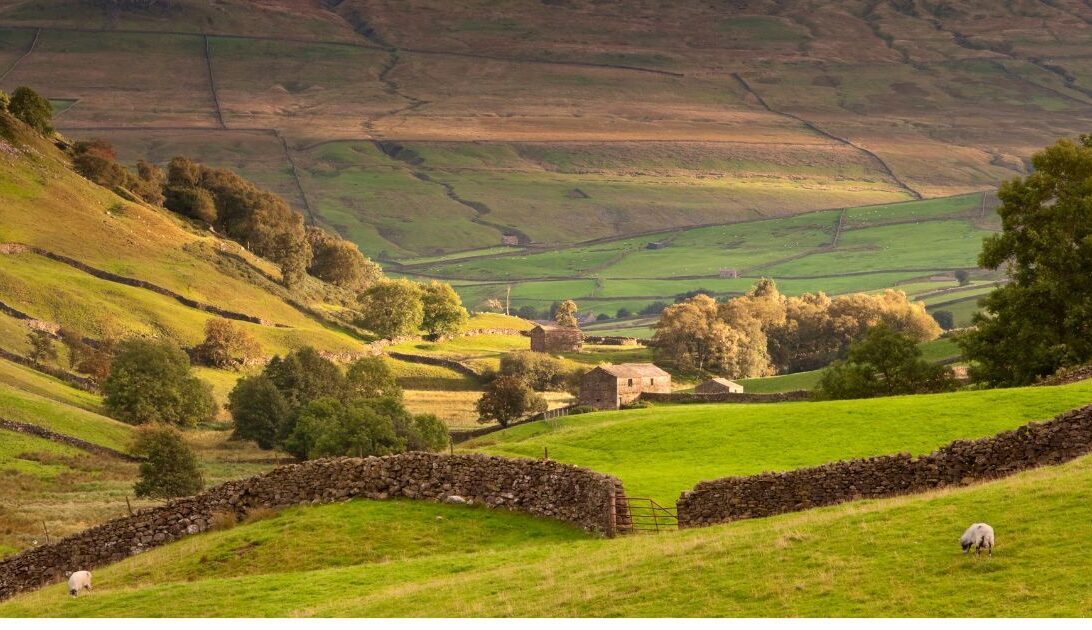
[497,350,585,393]
[71,139,165,205]
[813,325,956,400]
[653,279,941,378]
[357,279,468,339]
[475,350,589,427]
[958,136,1092,386]
[227,348,447,459]
[0,86,53,135]
[62,138,472,340]
[161,156,312,287]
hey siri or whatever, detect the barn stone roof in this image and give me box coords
[704,377,742,388]
[532,323,579,331]
[595,363,670,378]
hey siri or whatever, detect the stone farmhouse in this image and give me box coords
[578,363,671,410]
[695,377,744,394]
[530,323,583,353]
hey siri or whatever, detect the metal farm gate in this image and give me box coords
[617,496,677,533]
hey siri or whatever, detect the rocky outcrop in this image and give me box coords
[677,404,1092,528]
[0,452,625,600]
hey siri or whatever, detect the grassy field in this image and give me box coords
[466,381,1092,505]
[403,193,1001,316]
[8,454,1092,616]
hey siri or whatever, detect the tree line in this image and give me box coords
[651,278,941,378]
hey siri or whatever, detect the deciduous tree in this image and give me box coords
[132,425,205,498]
[958,136,1092,385]
[7,86,52,135]
[476,375,547,427]
[103,340,217,426]
[194,318,261,369]
[357,279,424,339]
[814,325,955,400]
[554,299,579,328]
[421,281,469,338]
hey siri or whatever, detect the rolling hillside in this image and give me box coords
[2,0,1088,272]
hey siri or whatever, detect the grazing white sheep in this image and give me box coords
[960,523,995,557]
[67,570,92,597]
[444,495,467,505]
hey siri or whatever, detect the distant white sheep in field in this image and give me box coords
[960,523,995,557]
[66,570,92,597]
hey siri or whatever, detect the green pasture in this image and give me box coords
[468,381,1092,504]
[10,454,1092,616]
[0,384,134,453]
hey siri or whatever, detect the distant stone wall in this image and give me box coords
[0,418,140,462]
[583,336,644,346]
[3,243,280,327]
[639,390,810,404]
[677,404,1092,528]
[0,347,99,392]
[386,351,482,378]
[0,453,624,601]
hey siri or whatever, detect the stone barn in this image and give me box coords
[530,323,583,353]
[578,363,671,410]
[695,377,744,394]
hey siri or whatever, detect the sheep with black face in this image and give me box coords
[66,570,92,597]
[960,523,995,557]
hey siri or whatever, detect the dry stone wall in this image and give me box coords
[0,418,140,462]
[677,404,1092,528]
[0,452,624,601]
[640,391,810,404]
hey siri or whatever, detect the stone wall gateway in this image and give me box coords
[677,404,1092,528]
[0,452,625,601]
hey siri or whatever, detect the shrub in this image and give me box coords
[209,511,237,531]
[132,425,205,498]
[283,397,403,460]
[932,310,955,331]
[813,325,957,400]
[26,329,57,363]
[194,318,261,369]
[476,375,547,427]
[567,405,597,415]
[103,339,217,426]
[164,185,217,223]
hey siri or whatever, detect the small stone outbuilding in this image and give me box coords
[530,323,583,353]
[695,377,744,395]
[578,363,671,410]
